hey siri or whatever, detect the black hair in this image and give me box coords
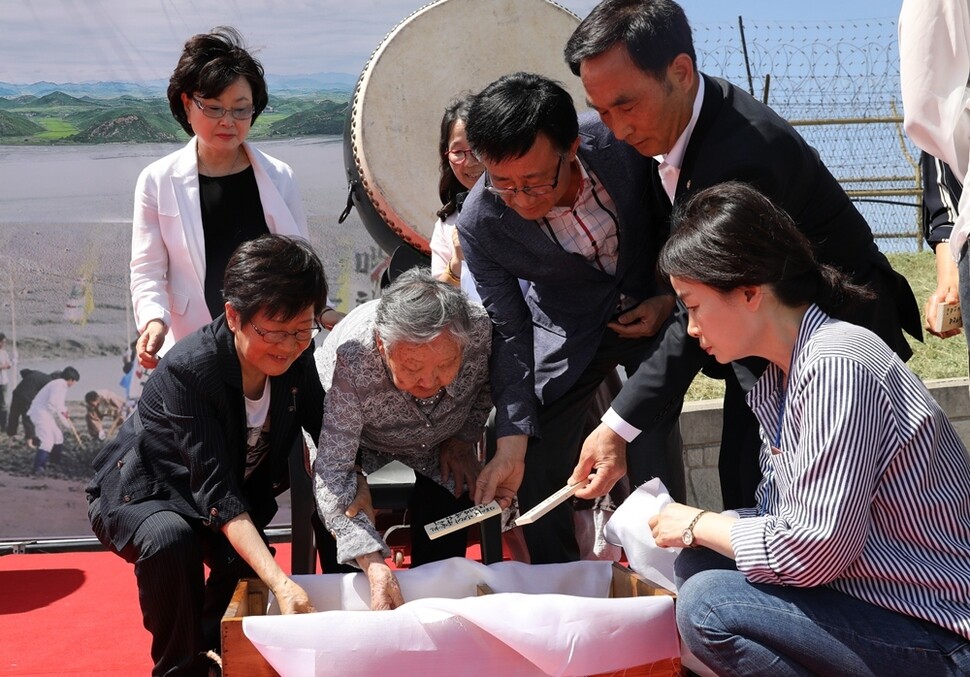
[167,26,268,136]
[465,72,578,163]
[657,181,873,315]
[85,391,99,404]
[222,235,328,325]
[61,366,80,382]
[437,93,475,220]
[565,0,696,80]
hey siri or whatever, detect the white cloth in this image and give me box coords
[603,478,679,593]
[130,138,309,356]
[241,559,679,677]
[899,0,970,257]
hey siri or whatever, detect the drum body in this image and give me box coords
[344,0,588,255]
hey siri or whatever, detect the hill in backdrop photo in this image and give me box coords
[0,72,355,143]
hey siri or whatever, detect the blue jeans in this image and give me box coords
[674,548,970,676]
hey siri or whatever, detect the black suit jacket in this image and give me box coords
[460,113,656,438]
[612,75,922,426]
[87,316,324,550]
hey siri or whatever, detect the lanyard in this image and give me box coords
[771,366,789,455]
[773,388,787,450]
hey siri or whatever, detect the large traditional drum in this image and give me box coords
[343,0,589,255]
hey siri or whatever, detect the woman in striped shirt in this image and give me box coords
[650,181,970,675]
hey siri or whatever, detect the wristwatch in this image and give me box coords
[682,509,708,547]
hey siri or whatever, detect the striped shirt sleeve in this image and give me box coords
[731,306,970,640]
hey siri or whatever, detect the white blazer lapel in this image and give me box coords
[166,138,206,291]
[246,144,303,235]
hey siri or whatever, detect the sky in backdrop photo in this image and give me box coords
[3,0,899,84]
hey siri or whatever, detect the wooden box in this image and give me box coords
[222,562,679,677]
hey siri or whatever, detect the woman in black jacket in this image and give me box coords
[88,235,330,676]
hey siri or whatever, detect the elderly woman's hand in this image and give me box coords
[273,577,316,614]
[358,552,404,610]
[439,438,481,496]
[345,470,376,525]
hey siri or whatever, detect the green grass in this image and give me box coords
[34,117,78,140]
[250,113,287,134]
[684,252,967,401]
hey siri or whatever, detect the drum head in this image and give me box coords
[345,0,587,254]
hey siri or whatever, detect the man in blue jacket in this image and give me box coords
[460,72,678,563]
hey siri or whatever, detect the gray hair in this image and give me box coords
[375,268,475,352]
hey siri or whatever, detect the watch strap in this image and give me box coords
[684,509,708,547]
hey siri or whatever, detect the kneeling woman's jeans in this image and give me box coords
[674,548,970,677]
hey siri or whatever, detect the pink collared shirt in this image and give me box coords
[539,158,620,275]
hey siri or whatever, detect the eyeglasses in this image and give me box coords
[446,149,480,164]
[485,156,563,198]
[249,320,321,344]
[192,97,255,121]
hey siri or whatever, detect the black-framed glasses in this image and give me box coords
[485,156,563,198]
[446,149,480,164]
[249,321,321,344]
[192,97,255,121]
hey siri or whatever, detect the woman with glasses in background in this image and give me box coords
[130,27,338,370]
[429,94,485,297]
[88,236,347,676]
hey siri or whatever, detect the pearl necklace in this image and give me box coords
[411,389,445,408]
[198,146,243,177]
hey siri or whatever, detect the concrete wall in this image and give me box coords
[681,378,970,511]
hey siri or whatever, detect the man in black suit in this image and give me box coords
[563,0,922,509]
[6,368,57,444]
[460,72,681,563]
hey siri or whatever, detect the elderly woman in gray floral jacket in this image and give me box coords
[313,268,493,610]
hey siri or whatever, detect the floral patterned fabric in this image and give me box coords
[312,299,492,565]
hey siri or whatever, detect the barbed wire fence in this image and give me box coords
[694,17,922,254]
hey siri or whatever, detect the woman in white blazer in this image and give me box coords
[131,26,310,368]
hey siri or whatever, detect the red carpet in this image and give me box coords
[0,539,489,676]
[0,543,329,676]
[0,549,155,676]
